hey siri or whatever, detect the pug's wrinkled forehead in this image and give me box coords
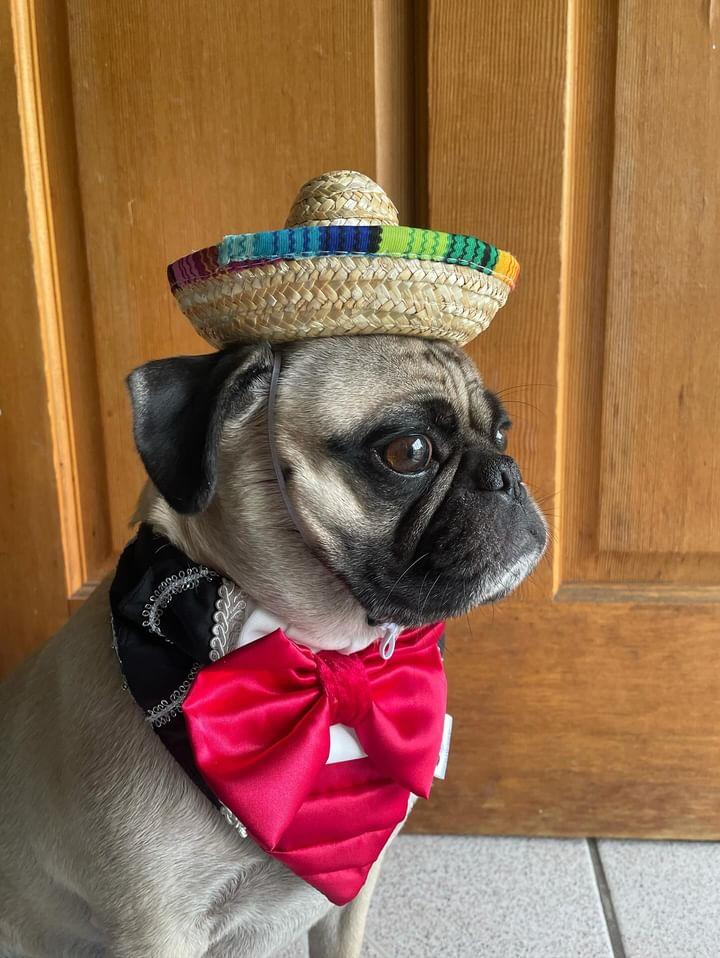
[276,335,506,453]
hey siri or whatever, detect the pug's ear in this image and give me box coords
[127,343,272,514]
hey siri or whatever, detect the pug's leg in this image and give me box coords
[307,860,382,958]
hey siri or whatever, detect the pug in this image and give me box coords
[0,335,546,958]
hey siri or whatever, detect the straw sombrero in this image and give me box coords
[168,170,519,349]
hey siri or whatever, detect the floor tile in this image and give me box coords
[360,939,388,957]
[599,839,720,958]
[364,835,614,957]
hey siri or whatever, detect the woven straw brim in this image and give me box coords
[173,256,511,348]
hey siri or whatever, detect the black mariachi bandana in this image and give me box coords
[110,523,247,809]
[110,523,446,821]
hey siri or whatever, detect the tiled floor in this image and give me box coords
[274,835,720,957]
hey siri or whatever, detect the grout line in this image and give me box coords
[363,935,394,958]
[587,839,627,958]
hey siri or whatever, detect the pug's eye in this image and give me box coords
[494,424,509,452]
[381,435,433,474]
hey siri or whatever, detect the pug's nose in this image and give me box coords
[473,452,525,500]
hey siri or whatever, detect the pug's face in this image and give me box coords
[273,337,546,625]
[129,336,546,643]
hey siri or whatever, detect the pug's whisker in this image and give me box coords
[438,581,455,621]
[491,554,525,598]
[383,552,430,605]
[439,580,452,608]
[494,383,555,398]
[419,574,442,620]
[500,399,545,416]
[534,490,560,505]
[525,566,545,596]
[461,581,472,621]
[463,579,477,642]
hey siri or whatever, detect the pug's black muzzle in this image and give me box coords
[355,449,547,626]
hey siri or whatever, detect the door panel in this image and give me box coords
[562,0,720,590]
[597,0,720,558]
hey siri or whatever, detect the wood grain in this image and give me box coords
[598,0,720,556]
[0,0,68,675]
[11,0,85,592]
[556,0,618,588]
[32,0,111,584]
[373,0,416,222]
[66,0,379,553]
[411,600,720,837]
[425,0,569,599]
[561,0,720,586]
[556,581,720,604]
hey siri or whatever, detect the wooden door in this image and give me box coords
[4,0,720,839]
[413,0,720,837]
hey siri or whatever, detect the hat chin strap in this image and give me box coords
[266,350,400,659]
[267,351,313,550]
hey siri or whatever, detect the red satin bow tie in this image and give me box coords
[183,622,447,904]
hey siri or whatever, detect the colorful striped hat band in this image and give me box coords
[167,170,519,349]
